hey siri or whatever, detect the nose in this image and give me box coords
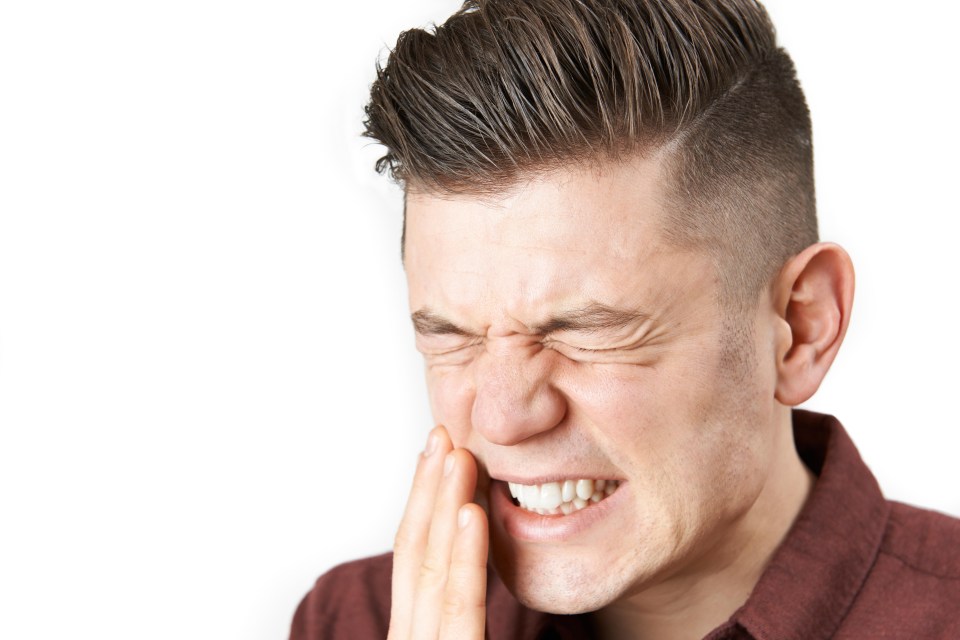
[470,348,566,446]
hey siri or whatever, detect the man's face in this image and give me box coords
[403,156,783,613]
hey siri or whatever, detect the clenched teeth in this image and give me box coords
[507,478,620,515]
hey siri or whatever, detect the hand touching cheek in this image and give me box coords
[388,426,488,640]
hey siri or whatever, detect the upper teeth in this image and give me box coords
[507,478,619,515]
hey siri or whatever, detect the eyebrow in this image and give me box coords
[410,303,648,337]
[410,309,471,336]
[533,303,649,334]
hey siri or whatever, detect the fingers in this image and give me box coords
[410,447,478,638]
[388,427,452,639]
[439,504,488,638]
[388,427,487,640]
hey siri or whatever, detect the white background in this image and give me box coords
[1,1,957,638]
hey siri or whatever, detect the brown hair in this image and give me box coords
[363,0,819,307]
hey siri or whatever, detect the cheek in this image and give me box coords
[560,364,695,466]
[425,368,475,445]
[563,349,773,498]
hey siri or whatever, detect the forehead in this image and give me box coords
[403,156,710,325]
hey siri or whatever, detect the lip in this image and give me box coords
[490,473,619,485]
[489,478,628,542]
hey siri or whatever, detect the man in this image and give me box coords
[292,0,960,638]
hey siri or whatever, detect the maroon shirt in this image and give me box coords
[290,411,960,639]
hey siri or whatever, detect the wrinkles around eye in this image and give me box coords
[541,338,622,354]
[417,337,652,368]
[541,339,654,365]
[416,337,483,358]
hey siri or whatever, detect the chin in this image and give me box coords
[490,542,627,614]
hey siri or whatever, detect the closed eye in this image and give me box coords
[422,343,479,355]
[543,339,617,353]
[569,344,611,353]
[417,337,484,361]
[543,339,650,363]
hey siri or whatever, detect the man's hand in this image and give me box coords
[387,426,489,639]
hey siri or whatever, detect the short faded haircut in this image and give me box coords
[363,0,819,309]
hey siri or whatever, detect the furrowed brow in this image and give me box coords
[410,309,473,336]
[534,303,649,335]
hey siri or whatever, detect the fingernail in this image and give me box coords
[443,452,455,477]
[423,432,439,457]
[458,506,472,529]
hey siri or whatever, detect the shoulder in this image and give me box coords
[289,552,393,640]
[880,501,960,578]
[840,502,960,638]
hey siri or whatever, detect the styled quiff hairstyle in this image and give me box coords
[364,0,819,308]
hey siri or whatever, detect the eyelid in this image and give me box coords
[542,338,611,353]
[543,336,647,356]
[417,335,484,354]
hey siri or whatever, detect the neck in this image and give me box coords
[593,409,815,640]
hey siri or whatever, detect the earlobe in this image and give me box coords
[773,243,855,406]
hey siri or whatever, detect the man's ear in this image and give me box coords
[773,242,855,406]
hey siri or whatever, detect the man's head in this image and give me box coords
[365,0,819,309]
[365,0,853,618]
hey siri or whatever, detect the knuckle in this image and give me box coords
[442,566,485,619]
[442,591,469,619]
[442,588,484,619]
[392,526,416,552]
[417,557,447,590]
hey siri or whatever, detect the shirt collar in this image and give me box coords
[729,409,890,640]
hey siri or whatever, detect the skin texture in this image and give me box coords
[390,154,854,639]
